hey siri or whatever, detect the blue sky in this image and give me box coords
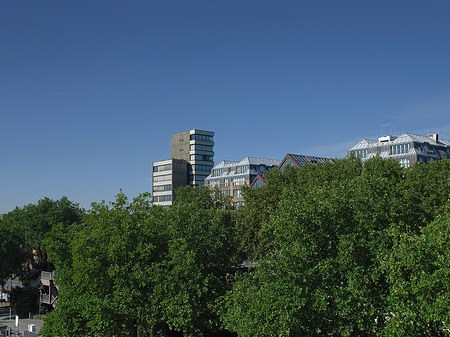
[2,0,450,213]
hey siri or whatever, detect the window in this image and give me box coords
[153,175,171,182]
[153,195,172,202]
[190,134,213,142]
[190,154,213,161]
[222,190,230,196]
[193,165,213,172]
[213,168,223,177]
[354,149,368,158]
[208,179,221,186]
[153,184,172,192]
[190,144,213,152]
[233,189,242,197]
[232,177,245,185]
[153,164,172,172]
[390,144,410,155]
[236,165,248,174]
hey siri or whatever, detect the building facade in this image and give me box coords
[152,129,214,206]
[204,157,280,208]
[152,159,187,207]
[348,133,450,168]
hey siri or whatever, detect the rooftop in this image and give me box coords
[350,133,450,151]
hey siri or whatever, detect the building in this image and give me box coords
[348,133,450,168]
[152,129,214,206]
[250,153,333,189]
[152,159,187,207]
[204,157,280,208]
[171,129,215,186]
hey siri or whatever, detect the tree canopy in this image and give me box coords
[0,196,83,285]
[5,157,450,336]
[41,187,240,337]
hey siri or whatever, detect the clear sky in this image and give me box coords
[2,0,450,213]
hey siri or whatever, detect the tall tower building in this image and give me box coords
[152,129,214,206]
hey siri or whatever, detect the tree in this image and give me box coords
[382,203,450,336]
[42,187,239,337]
[393,158,450,232]
[221,157,402,336]
[42,192,166,337]
[1,196,84,265]
[0,222,30,287]
[151,186,240,336]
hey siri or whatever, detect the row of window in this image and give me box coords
[354,149,368,159]
[207,177,247,186]
[190,134,213,142]
[233,189,242,197]
[190,154,213,162]
[212,168,223,177]
[236,165,247,174]
[233,177,245,185]
[353,144,411,158]
[218,189,241,197]
[391,144,410,155]
[193,164,213,172]
[191,144,213,152]
[208,179,221,186]
[153,195,172,202]
[153,164,172,172]
[153,184,172,192]
[212,165,253,177]
[153,174,171,182]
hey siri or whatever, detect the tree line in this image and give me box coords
[1,156,450,336]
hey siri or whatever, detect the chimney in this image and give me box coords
[428,134,438,142]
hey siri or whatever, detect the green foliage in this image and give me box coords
[222,157,450,337]
[0,196,83,286]
[42,187,239,337]
[382,203,450,336]
[0,223,30,286]
[153,186,240,336]
[35,157,450,336]
[1,196,84,261]
[42,192,164,336]
[394,159,450,231]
